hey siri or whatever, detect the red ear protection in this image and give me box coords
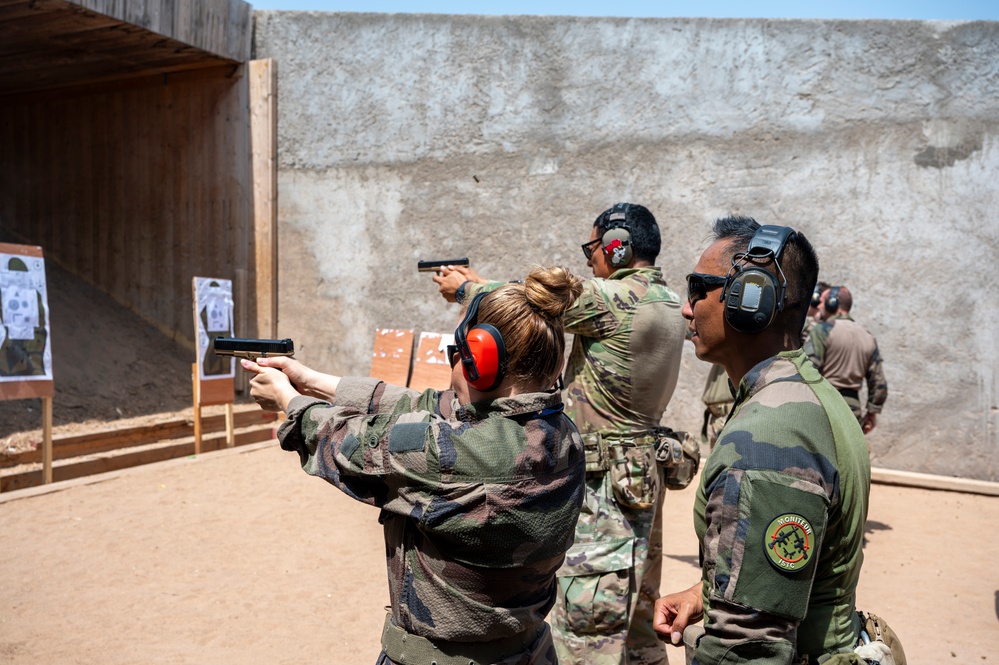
[454,293,508,391]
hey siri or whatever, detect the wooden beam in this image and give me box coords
[66,0,252,62]
[249,59,278,339]
[0,426,275,492]
[0,61,240,106]
[0,407,277,468]
[871,467,999,497]
[42,396,53,484]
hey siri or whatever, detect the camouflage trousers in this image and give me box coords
[840,394,864,423]
[549,460,668,665]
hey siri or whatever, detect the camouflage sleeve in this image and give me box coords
[802,322,829,370]
[562,278,620,338]
[695,421,833,663]
[464,280,506,301]
[865,347,888,413]
[277,379,449,508]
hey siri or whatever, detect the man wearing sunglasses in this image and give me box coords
[433,202,687,665]
[654,217,876,665]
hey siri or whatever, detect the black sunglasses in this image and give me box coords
[686,272,728,304]
[581,238,602,260]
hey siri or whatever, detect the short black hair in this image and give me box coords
[712,215,819,342]
[593,203,661,262]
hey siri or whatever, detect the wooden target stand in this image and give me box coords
[191,277,235,455]
[0,376,54,487]
[0,243,55,487]
[191,368,235,454]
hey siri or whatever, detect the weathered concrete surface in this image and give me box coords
[253,13,999,480]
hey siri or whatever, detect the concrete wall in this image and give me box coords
[252,13,999,481]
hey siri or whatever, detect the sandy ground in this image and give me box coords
[0,440,997,665]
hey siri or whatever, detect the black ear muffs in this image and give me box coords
[601,226,633,268]
[454,292,507,391]
[824,286,840,314]
[722,225,796,334]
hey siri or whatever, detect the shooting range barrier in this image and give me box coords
[0,406,277,492]
[370,328,453,392]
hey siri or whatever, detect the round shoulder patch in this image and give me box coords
[764,513,815,573]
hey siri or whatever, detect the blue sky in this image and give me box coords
[247,0,999,21]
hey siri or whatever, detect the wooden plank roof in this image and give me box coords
[0,0,251,98]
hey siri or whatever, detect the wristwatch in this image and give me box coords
[455,281,470,304]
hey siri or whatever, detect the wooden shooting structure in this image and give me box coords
[0,3,281,481]
[0,243,55,488]
[0,1,278,407]
[409,332,454,392]
[191,277,235,455]
[370,328,415,387]
[369,328,454,392]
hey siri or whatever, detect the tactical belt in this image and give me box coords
[380,614,543,665]
[581,431,657,474]
[837,388,860,400]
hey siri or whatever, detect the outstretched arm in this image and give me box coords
[431,265,490,302]
[241,356,341,411]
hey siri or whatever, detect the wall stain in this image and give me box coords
[914,139,982,168]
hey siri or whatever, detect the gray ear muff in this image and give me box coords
[723,267,781,334]
[825,286,840,313]
[722,225,795,334]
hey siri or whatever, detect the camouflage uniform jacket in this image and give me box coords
[467,268,685,435]
[277,377,586,643]
[692,350,871,664]
[803,314,888,414]
[562,267,685,435]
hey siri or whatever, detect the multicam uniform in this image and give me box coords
[277,377,585,665]
[800,314,820,347]
[699,364,732,450]
[803,314,887,425]
[691,350,870,664]
[548,267,685,665]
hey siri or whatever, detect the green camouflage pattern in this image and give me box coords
[469,268,686,664]
[562,267,686,436]
[803,314,888,418]
[549,467,665,665]
[800,314,820,346]
[691,350,871,664]
[277,377,585,653]
[552,267,686,665]
[700,364,733,450]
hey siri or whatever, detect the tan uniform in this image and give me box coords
[804,314,888,422]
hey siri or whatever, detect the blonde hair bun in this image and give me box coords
[524,265,584,320]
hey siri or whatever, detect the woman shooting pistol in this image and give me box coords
[243,265,586,665]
